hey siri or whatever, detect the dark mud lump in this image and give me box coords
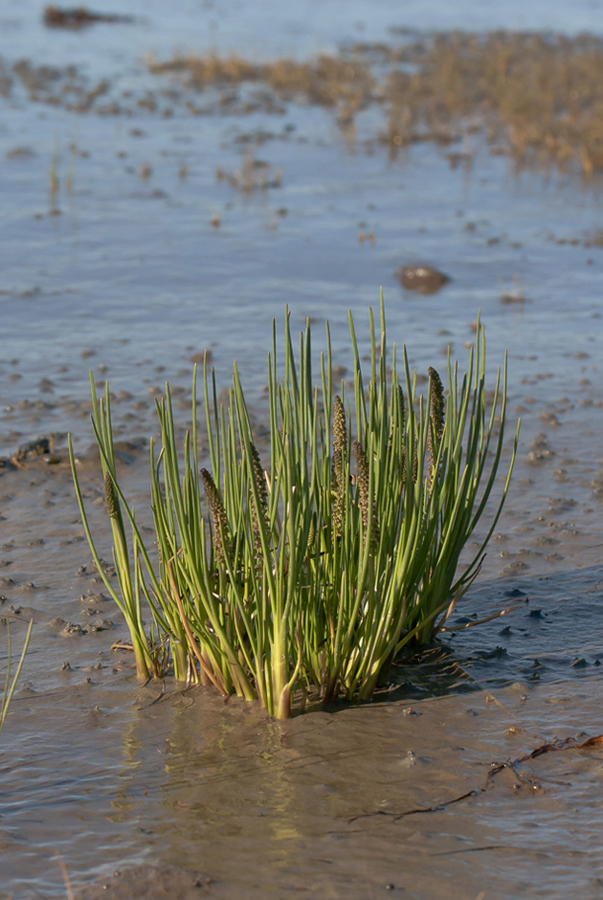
[396,265,450,295]
[43,5,133,28]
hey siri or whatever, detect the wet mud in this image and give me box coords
[2,2,603,897]
[5,658,603,900]
[396,265,450,295]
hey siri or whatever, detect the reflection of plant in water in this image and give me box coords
[65,141,78,195]
[500,273,526,305]
[48,142,60,215]
[70,296,518,719]
[0,619,33,737]
[216,153,282,193]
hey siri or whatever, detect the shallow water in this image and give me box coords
[2,1,603,897]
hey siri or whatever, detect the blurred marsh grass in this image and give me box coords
[70,297,518,718]
[0,619,33,737]
[48,138,60,215]
[148,32,603,177]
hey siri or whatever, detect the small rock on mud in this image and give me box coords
[525,433,555,465]
[14,436,52,461]
[396,265,450,295]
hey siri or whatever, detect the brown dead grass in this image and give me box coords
[148,32,603,175]
[8,31,603,176]
[381,32,603,174]
[147,53,376,121]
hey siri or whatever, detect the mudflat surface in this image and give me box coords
[3,2,603,898]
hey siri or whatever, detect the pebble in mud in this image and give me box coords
[61,622,85,636]
[525,433,555,464]
[395,265,450,295]
[540,410,561,427]
[530,535,560,548]
[50,617,112,636]
[13,435,52,461]
[78,591,110,603]
[501,560,529,575]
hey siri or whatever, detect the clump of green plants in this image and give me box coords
[70,297,518,718]
[1,620,33,738]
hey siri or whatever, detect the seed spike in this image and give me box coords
[397,383,406,434]
[306,511,317,556]
[200,467,232,567]
[331,448,344,538]
[249,442,269,513]
[428,366,445,446]
[353,439,380,545]
[249,441,269,574]
[427,366,445,488]
[104,471,120,519]
[333,394,347,455]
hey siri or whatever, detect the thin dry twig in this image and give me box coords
[348,732,603,823]
[55,854,74,900]
[110,639,134,652]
